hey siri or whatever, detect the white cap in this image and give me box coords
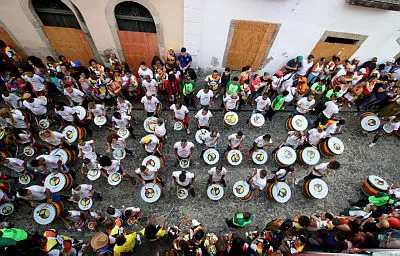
[354,57,360,61]
[191,219,201,226]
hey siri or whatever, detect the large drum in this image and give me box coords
[87,169,101,181]
[267,182,291,203]
[224,112,238,126]
[203,148,220,165]
[50,148,75,165]
[226,150,243,166]
[19,173,34,185]
[195,129,210,144]
[360,112,380,132]
[274,147,296,166]
[297,147,320,166]
[94,116,107,127]
[233,181,252,201]
[33,202,64,225]
[108,172,122,186]
[0,202,15,216]
[63,125,86,144]
[44,173,73,193]
[23,146,36,157]
[318,137,344,157]
[177,187,189,200]
[113,148,126,160]
[361,175,389,196]
[286,115,308,131]
[252,149,268,165]
[179,159,190,169]
[143,117,158,133]
[38,118,52,129]
[141,183,161,203]
[117,128,130,139]
[173,121,184,131]
[78,197,93,210]
[207,183,224,201]
[73,106,90,123]
[142,155,162,169]
[303,178,328,199]
[0,128,5,141]
[249,113,265,128]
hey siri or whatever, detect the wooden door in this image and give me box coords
[226,21,278,71]
[310,42,360,63]
[0,26,25,58]
[42,26,95,66]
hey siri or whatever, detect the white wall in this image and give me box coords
[184,0,400,73]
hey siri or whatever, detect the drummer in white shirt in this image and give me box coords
[224,131,244,154]
[172,170,196,198]
[142,75,158,96]
[87,102,106,119]
[202,130,220,149]
[290,95,315,117]
[78,139,96,158]
[369,115,400,147]
[248,134,273,157]
[21,93,47,118]
[71,183,102,200]
[253,93,271,115]
[246,169,267,191]
[111,111,136,139]
[305,125,327,148]
[207,166,227,187]
[0,156,30,174]
[17,185,71,207]
[195,107,212,130]
[295,160,340,184]
[141,92,161,117]
[134,165,164,187]
[315,98,342,127]
[174,139,195,166]
[170,102,190,134]
[64,85,85,106]
[272,131,305,154]
[117,96,133,115]
[223,93,239,112]
[31,154,70,176]
[54,104,78,127]
[98,156,130,180]
[196,86,214,109]
[140,135,163,158]
[38,129,66,149]
[153,118,166,148]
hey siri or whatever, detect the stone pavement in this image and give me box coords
[2,103,400,255]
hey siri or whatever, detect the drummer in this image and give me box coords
[315,97,342,127]
[174,139,195,166]
[290,94,315,117]
[140,135,164,161]
[54,104,79,127]
[295,160,340,184]
[31,154,70,176]
[246,93,271,124]
[172,170,196,197]
[0,155,30,175]
[111,111,136,139]
[248,134,273,158]
[246,169,267,191]
[205,70,221,96]
[116,96,132,116]
[98,155,128,178]
[21,93,48,119]
[38,129,66,149]
[64,84,85,106]
[368,115,400,147]
[202,130,220,149]
[78,139,96,159]
[170,102,190,134]
[223,92,239,113]
[80,156,99,175]
[195,107,213,130]
[106,133,133,155]
[304,125,327,148]
[224,131,244,154]
[207,166,227,187]
[71,183,102,201]
[325,119,345,137]
[87,102,106,120]
[153,118,166,148]
[134,165,165,187]
[141,92,161,117]
[266,166,296,184]
[0,108,29,133]
[196,85,214,109]
[16,185,71,207]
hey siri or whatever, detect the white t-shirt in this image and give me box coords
[322,101,339,118]
[196,89,213,106]
[17,132,31,144]
[71,184,93,198]
[23,74,45,91]
[296,97,315,113]
[352,73,364,86]
[4,158,24,173]
[99,160,120,175]
[223,96,239,110]
[88,104,104,117]
[325,122,338,137]
[41,131,64,146]
[174,142,195,158]
[312,162,329,176]
[271,76,283,90]
[254,135,272,147]
[251,169,267,190]
[55,106,75,122]
[117,100,132,114]
[308,129,326,145]
[298,60,314,76]
[78,140,94,153]
[141,96,160,113]
[140,136,159,153]
[383,117,400,134]
[23,98,47,116]
[138,68,153,79]
[195,110,212,126]
[2,93,20,108]
[11,112,27,129]
[64,88,84,103]
[135,166,158,180]
[285,131,305,148]
[36,155,60,169]
[170,104,189,120]
[280,73,295,92]
[208,167,227,182]
[155,123,166,136]
[112,115,131,128]
[142,79,158,95]
[111,137,125,149]
[172,171,195,187]
[18,185,47,201]
[169,71,181,79]
[203,133,219,147]
[254,96,271,111]
[228,133,243,148]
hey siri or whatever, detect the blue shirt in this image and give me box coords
[178,53,192,68]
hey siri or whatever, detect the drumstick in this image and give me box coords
[14,144,18,157]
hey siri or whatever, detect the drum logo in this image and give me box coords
[256,153,264,161]
[66,130,74,139]
[226,115,237,124]
[24,148,34,156]
[175,122,183,130]
[39,208,50,219]
[115,149,124,157]
[374,178,384,185]
[96,116,105,122]
[180,159,189,167]
[207,153,216,161]
[19,175,29,182]
[146,159,156,167]
[231,153,241,162]
[80,198,91,206]
[88,170,98,177]
[333,143,341,150]
[278,188,287,198]
[1,205,13,215]
[39,120,48,128]
[178,189,186,197]
[313,183,323,192]
[49,176,60,186]
[0,129,4,137]
[254,116,261,124]
[88,222,96,230]
[118,129,128,136]
[295,119,303,127]
[145,187,155,198]
[367,119,376,126]
[235,185,244,194]
[306,150,315,159]
[211,187,220,196]
[283,150,292,159]
[111,173,121,182]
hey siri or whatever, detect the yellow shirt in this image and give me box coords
[140,226,166,241]
[113,232,137,256]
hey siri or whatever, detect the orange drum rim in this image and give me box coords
[302,179,312,198]
[51,201,64,218]
[362,181,379,196]
[286,118,294,131]
[63,174,73,190]
[267,183,275,201]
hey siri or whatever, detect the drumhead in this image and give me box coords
[44,173,67,193]
[360,113,380,131]
[174,121,184,131]
[143,117,158,133]
[177,187,189,199]
[271,182,291,203]
[291,115,308,131]
[252,149,268,165]
[38,119,50,129]
[142,156,161,169]
[73,106,87,121]
[308,178,328,199]
[33,203,57,225]
[78,197,93,210]
[224,112,238,126]
[19,174,32,185]
[180,159,190,169]
[276,147,296,165]
[108,172,122,186]
[232,181,250,198]
[113,149,126,160]
[87,169,101,181]
[0,203,15,216]
[23,146,36,157]
[250,113,265,128]
[227,150,243,166]
[94,116,107,126]
[367,175,388,191]
[207,184,224,201]
[117,128,130,139]
[63,125,79,143]
[195,129,210,144]
[327,137,344,155]
[141,183,161,203]
[203,148,220,165]
[50,149,69,164]
[300,147,320,166]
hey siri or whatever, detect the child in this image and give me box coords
[77,139,96,159]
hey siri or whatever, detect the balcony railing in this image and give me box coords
[347,0,400,11]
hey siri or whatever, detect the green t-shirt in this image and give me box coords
[271,95,286,111]
[182,81,196,96]
[321,89,338,103]
[310,83,326,93]
[368,192,396,206]
[0,237,16,247]
[225,81,240,96]
[0,228,28,241]
[233,213,254,227]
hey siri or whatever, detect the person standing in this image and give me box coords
[141,92,161,117]
[207,166,227,187]
[182,76,196,109]
[172,170,196,197]
[170,102,190,134]
[178,47,192,74]
[174,139,195,166]
[225,131,244,154]
[369,115,400,147]
[298,55,314,77]
[217,67,231,98]
[246,169,267,191]
[195,107,212,130]
[248,134,273,157]
[196,86,214,109]
[315,98,342,127]
[290,94,315,117]
[225,211,253,228]
[295,161,340,184]
[265,91,289,121]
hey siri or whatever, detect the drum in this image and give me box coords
[33,202,63,225]
[18,173,34,185]
[173,121,184,131]
[249,113,265,128]
[177,187,189,200]
[286,115,308,131]
[303,178,328,199]
[179,159,190,169]
[252,149,268,165]
[233,181,252,201]
[360,112,380,132]
[0,202,15,216]
[207,184,224,201]
[267,182,291,203]
[142,155,162,169]
[63,125,86,144]
[23,146,36,157]
[297,147,320,166]
[117,128,130,139]
[318,137,344,157]
[140,183,161,203]
[226,150,243,166]
[361,175,389,196]
[127,217,139,226]
[44,173,73,193]
[38,119,52,129]
[144,117,158,133]
[87,169,101,181]
[224,111,238,126]
[274,147,296,166]
[94,116,107,127]
[108,172,122,186]
[113,148,126,160]
[87,221,97,230]
[73,106,90,123]
[0,128,5,141]
[195,129,210,144]
[50,148,75,165]
[78,197,93,210]
[203,148,220,165]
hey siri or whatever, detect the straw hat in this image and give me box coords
[21,93,32,100]
[90,233,109,250]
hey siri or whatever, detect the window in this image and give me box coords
[115,2,156,33]
[324,36,359,45]
[32,0,80,29]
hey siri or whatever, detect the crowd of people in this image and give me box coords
[0,39,400,255]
